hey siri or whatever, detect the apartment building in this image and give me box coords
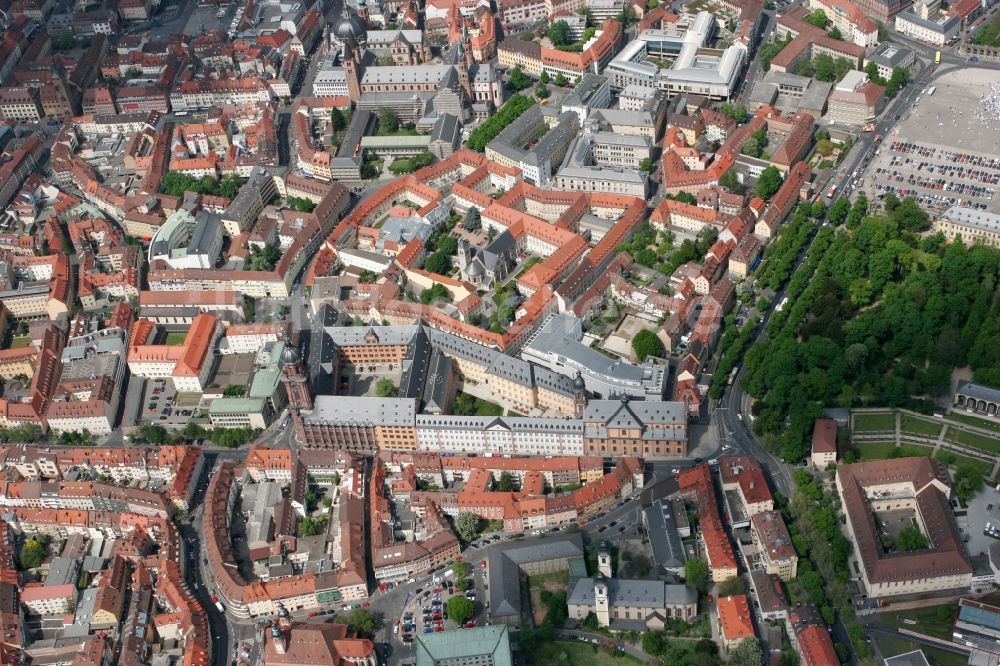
[751,510,798,580]
[811,418,838,467]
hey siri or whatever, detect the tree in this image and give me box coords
[865,62,885,85]
[464,208,482,232]
[245,244,282,271]
[615,5,636,25]
[298,516,327,536]
[509,67,531,90]
[886,66,910,97]
[379,108,400,134]
[684,557,709,591]
[631,553,651,577]
[718,576,745,596]
[642,630,667,656]
[954,464,983,504]
[375,378,398,397]
[756,166,783,200]
[760,38,790,72]
[828,26,844,40]
[455,511,480,542]
[667,191,698,205]
[815,139,834,157]
[347,608,380,637]
[720,103,749,124]
[741,128,768,158]
[420,283,450,304]
[720,167,745,194]
[803,9,830,28]
[424,252,450,275]
[454,393,478,416]
[639,157,654,172]
[218,175,245,199]
[814,53,836,81]
[286,196,316,212]
[498,471,514,491]
[549,20,571,45]
[539,70,550,85]
[331,107,347,131]
[52,33,77,50]
[19,537,47,570]
[827,197,851,225]
[447,595,475,624]
[890,196,930,232]
[466,94,533,151]
[730,638,763,666]
[453,561,471,579]
[632,329,664,361]
[535,82,550,99]
[811,201,827,219]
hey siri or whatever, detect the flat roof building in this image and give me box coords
[414,625,512,666]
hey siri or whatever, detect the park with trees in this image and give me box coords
[738,194,1000,463]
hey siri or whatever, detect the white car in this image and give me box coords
[671,468,679,474]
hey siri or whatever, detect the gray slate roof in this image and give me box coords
[566,577,697,609]
[486,535,585,621]
[643,498,688,570]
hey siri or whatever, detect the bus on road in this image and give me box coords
[935,50,941,65]
[826,185,837,198]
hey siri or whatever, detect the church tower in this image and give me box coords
[343,39,362,103]
[573,371,586,418]
[280,340,312,412]
[456,29,473,102]
[594,574,610,627]
[597,540,612,577]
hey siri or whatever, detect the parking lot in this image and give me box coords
[957,484,1000,557]
[867,139,999,214]
[138,378,201,429]
[182,2,239,36]
[860,67,1000,214]
[395,569,486,645]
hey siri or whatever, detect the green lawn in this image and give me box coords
[880,604,956,640]
[527,570,569,590]
[783,578,807,604]
[873,634,967,666]
[8,337,29,349]
[953,428,1000,454]
[941,451,995,479]
[897,443,934,457]
[475,398,504,416]
[528,641,641,666]
[515,257,542,279]
[855,441,899,460]
[973,11,1000,46]
[900,416,943,437]
[164,332,187,345]
[946,411,1000,433]
[854,413,896,432]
